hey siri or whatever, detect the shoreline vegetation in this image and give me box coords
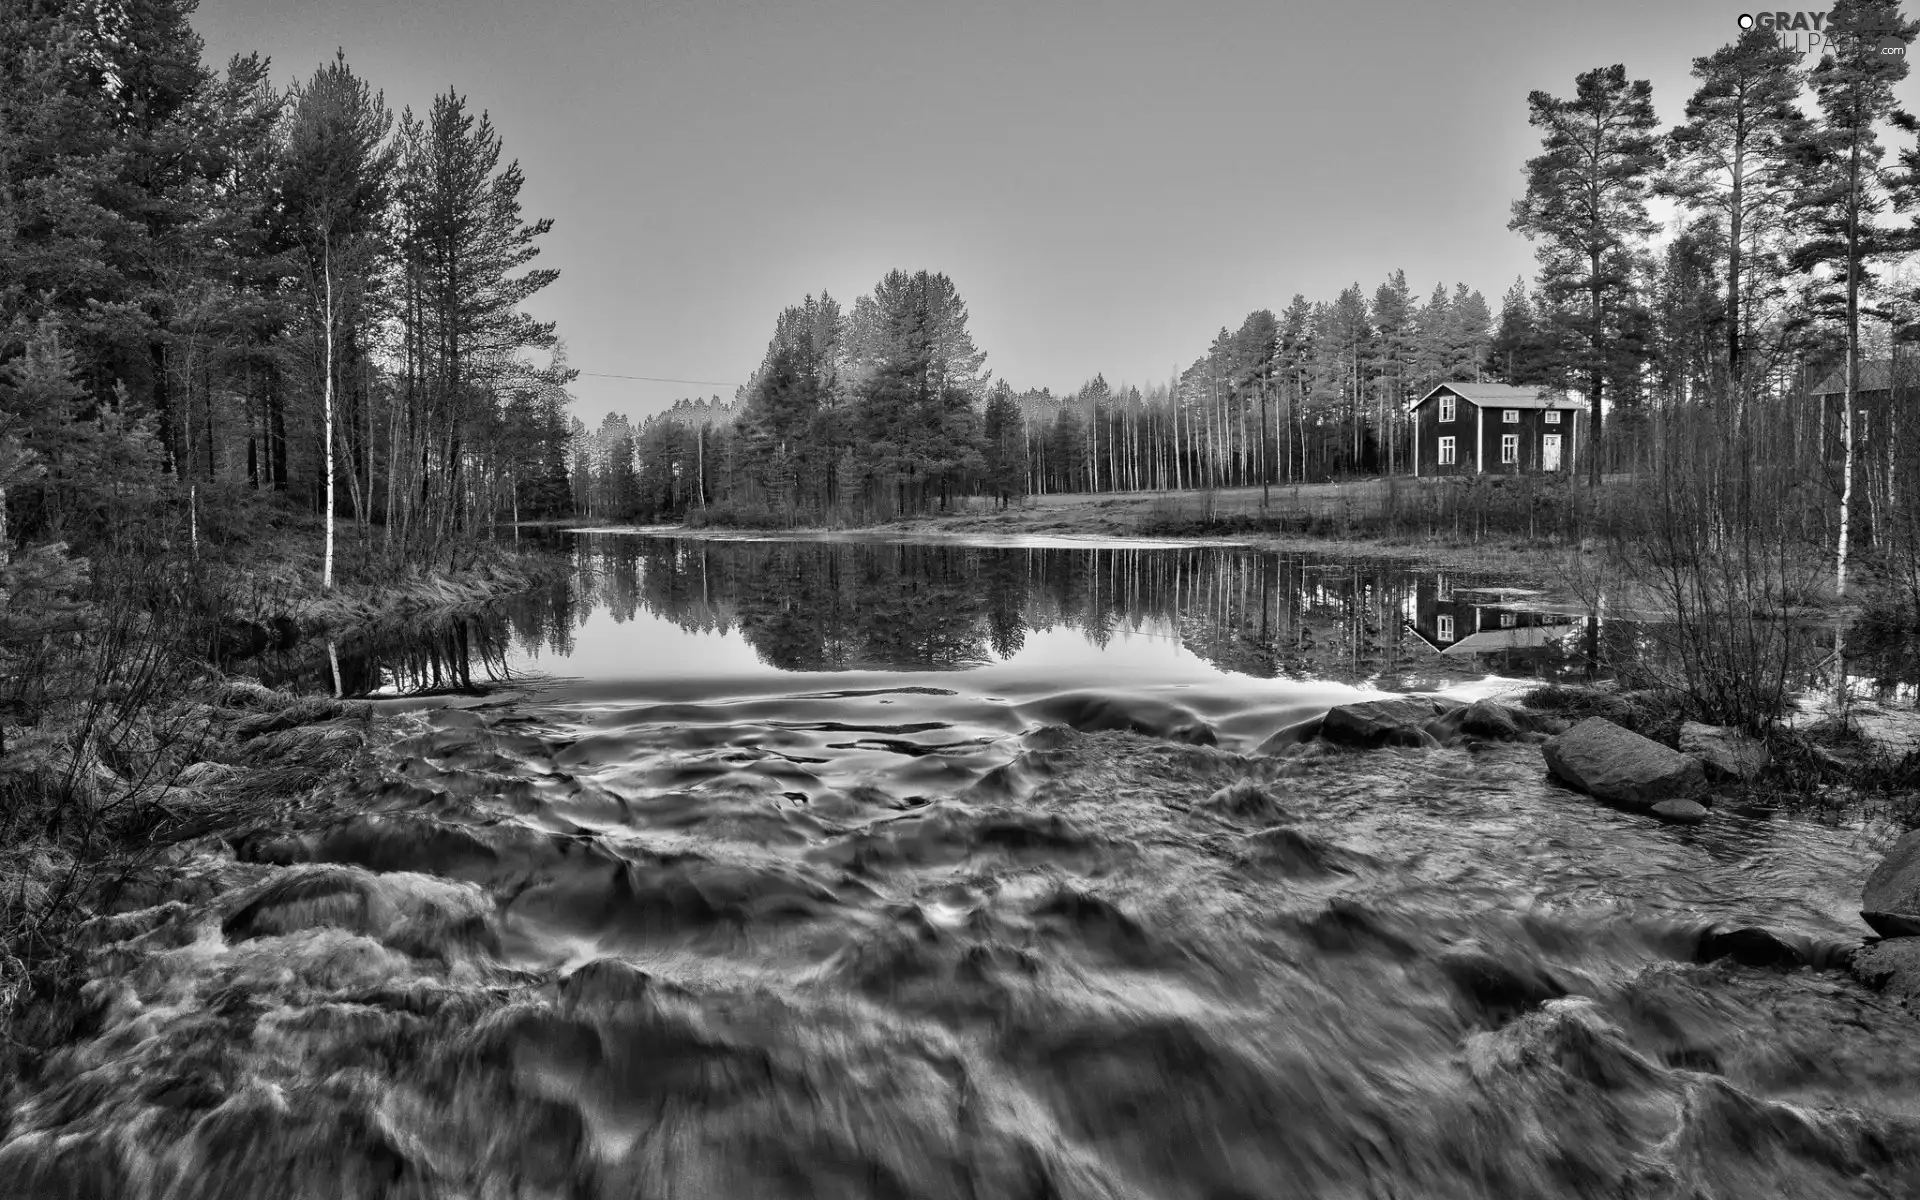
[0,514,565,1085]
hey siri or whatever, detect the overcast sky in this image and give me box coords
[195,0,1920,428]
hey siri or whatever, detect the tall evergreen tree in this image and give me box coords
[393,90,559,554]
[1510,64,1663,484]
[1663,27,1808,398]
[981,380,1028,509]
[1447,285,1494,381]
[1789,0,1918,596]
[1489,277,1550,384]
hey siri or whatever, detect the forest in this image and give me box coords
[0,1,578,901]
[0,2,575,583]
[573,0,1920,584]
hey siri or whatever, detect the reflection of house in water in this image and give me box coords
[1404,578,1595,682]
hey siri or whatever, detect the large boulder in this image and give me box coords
[1322,697,1461,748]
[1850,938,1920,1003]
[1678,721,1769,782]
[1427,698,1568,745]
[1541,717,1706,811]
[1861,830,1920,938]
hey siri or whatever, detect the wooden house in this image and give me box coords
[1406,383,1586,477]
[1808,358,1912,459]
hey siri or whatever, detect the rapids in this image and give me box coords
[5,534,1919,1199]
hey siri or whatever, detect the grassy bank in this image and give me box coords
[0,510,565,1080]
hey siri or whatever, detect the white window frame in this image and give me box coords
[1500,433,1518,464]
[1439,394,1456,423]
[1437,614,1454,642]
[1502,409,1520,423]
[1543,409,1561,424]
[1437,435,1456,465]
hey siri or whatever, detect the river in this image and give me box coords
[4,533,1918,1199]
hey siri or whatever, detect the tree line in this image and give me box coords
[0,4,574,587]
[572,0,1920,547]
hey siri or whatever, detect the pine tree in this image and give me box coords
[1489,277,1550,385]
[1663,27,1809,398]
[1410,282,1452,396]
[1794,0,1918,603]
[981,380,1028,508]
[1447,285,1493,381]
[1510,65,1664,484]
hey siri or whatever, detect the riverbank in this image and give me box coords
[0,521,569,1081]
[624,483,1591,580]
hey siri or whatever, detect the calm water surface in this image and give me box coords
[9,533,1920,1199]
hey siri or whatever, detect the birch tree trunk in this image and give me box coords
[323,233,337,592]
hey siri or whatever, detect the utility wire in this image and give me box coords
[579,371,738,387]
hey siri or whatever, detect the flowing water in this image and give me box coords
[7,534,1920,1199]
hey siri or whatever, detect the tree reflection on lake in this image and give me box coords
[236,534,1920,703]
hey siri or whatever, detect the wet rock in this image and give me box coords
[1456,699,1528,739]
[1679,721,1770,782]
[1849,938,1920,1003]
[221,868,386,941]
[1030,888,1160,966]
[1299,899,1422,959]
[1321,696,1461,748]
[1652,799,1709,826]
[1437,945,1568,1026]
[1541,717,1706,811]
[1236,827,1372,877]
[1020,724,1079,751]
[1862,830,1920,938]
[1026,691,1217,745]
[1429,698,1558,743]
[1464,998,1665,1093]
[1697,926,1806,969]
[1254,714,1323,754]
[1198,781,1292,825]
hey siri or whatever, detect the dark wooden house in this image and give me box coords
[1406,383,1586,477]
[1808,358,1911,460]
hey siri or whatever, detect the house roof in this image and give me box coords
[1408,382,1581,413]
[1438,626,1583,656]
[1809,358,1920,396]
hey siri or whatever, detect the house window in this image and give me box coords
[1439,394,1456,422]
[1503,409,1520,423]
[1544,409,1561,424]
[1500,434,1518,464]
[1437,614,1454,642]
[1438,435,1456,465]
[1500,612,1517,628]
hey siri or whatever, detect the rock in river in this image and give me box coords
[1321,697,1461,748]
[1541,717,1706,812]
[1678,721,1769,782]
[1651,799,1709,826]
[1861,830,1920,938]
[1850,938,1920,1003]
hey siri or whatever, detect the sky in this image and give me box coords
[194,0,1920,429]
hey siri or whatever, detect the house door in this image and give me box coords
[1542,434,1562,471]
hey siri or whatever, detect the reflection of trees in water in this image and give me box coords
[587,538,1559,682]
[584,540,1002,670]
[274,538,1875,695]
[249,605,526,696]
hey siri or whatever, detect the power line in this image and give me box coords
[579,371,738,387]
